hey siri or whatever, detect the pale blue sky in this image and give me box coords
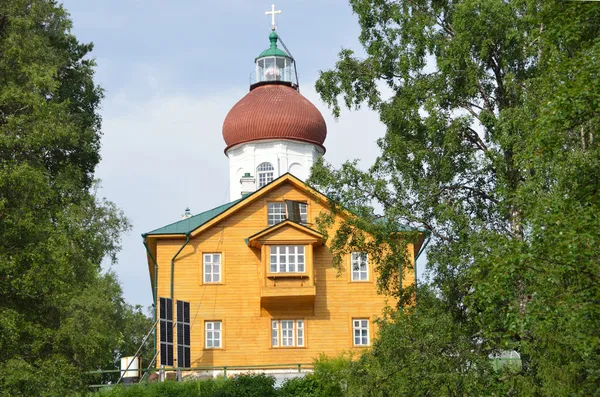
[60,1,426,307]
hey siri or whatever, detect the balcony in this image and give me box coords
[246,220,323,306]
[261,274,316,299]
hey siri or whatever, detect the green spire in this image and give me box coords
[255,31,290,60]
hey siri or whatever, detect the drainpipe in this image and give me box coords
[171,234,191,301]
[143,236,159,361]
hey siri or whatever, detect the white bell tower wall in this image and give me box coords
[226,139,324,201]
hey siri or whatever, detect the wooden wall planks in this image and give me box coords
[153,181,415,368]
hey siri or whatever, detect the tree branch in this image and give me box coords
[437,184,498,204]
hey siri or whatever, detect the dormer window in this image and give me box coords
[257,162,274,188]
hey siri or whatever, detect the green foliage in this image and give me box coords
[311,0,600,395]
[98,380,202,397]
[214,373,277,397]
[311,354,351,396]
[278,376,322,397]
[0,1,139,395]
[97,374,277,397]
[345,288,501,396]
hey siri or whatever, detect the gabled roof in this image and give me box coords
[143,198,242,236]
[246,220,324,248]
[143,173,426,253]
[143,173,326,239]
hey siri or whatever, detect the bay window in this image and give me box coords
[269,245,305,273]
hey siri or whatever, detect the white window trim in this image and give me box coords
[267,202,286,226]
[267,202,308,226]
[257,162,274,188]
[351,252,369,281]
[205,321,222,349]
[271,319,304,347]
[299,203,308,224]
[269,245,305,273]
[203,253,222,283]
[271,320,279,347]
[353,318,370,346]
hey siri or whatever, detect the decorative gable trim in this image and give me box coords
[246,220,324,249]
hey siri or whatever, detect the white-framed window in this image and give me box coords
[205,321,222,349]
[203,253,221,283]
[299,203,308,224]
[351,252,368,281]
[271,320,304,347]
[353,319,369,346]
[267,202,308,226]
[269,246,305,273]
[257,162,274,188]
[268,202,286,226]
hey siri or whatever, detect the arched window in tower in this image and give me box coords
[257,162,275,188]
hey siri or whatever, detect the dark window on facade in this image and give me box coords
[159,297,174,366]
[176,300,191,368]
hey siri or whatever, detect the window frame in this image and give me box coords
[267,201,308,226]
[350,252,369,281]
[299,203,308,224]
[203,253,222,284]
[271,319,305,348]
[352,318,370,347]
[269,245,305,274]
[205,321,222,349]
[267,202,286,226]
[257,162,274,188]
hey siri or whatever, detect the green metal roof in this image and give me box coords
[255,31,290,60]
[143,198,242,236]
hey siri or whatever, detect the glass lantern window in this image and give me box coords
[255,56,296,84]
[276,57,288,81]
[257,59,265,80]
[263,57,281,81]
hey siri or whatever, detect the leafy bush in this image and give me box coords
[311,354,352,396]
[97,380,199,397]
[278,375,322,397]
[214,373,276,397]
[93,374,276,397]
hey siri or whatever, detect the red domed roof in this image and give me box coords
[222,83,327,152]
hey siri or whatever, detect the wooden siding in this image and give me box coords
[153,181,414,368]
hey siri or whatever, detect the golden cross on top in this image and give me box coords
[265,4,282,31]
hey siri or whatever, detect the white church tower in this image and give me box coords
[222,6,327,200]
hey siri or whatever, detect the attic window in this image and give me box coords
[268,202,308,226]
[268,202,286,225]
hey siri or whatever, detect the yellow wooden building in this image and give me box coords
[142,20,423,370]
